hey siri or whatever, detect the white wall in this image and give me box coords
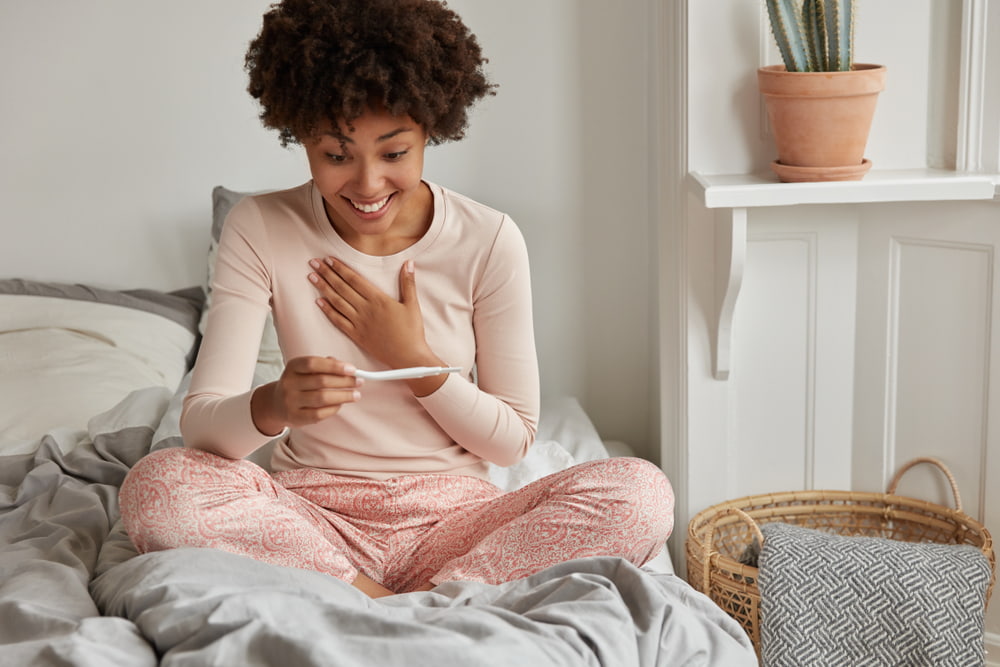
[0,1,658,459]
[0,1,307,289]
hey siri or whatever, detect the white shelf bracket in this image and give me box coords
[713,206,748,380]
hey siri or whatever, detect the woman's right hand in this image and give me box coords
[250,356,361,435]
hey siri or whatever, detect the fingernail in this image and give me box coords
[316,298,327,308]
[325,257,335,267]
[352,390,362,401]
[405,259,414,273]
[308,273,319,283]
[343,363,356,374]
[309,259,320,269]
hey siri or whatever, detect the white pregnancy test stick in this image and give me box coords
[353,366,461,381]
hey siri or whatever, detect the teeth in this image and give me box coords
[351,196,389,213]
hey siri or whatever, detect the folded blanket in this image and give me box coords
[757,522,991,667]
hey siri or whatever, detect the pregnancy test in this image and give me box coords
[353,366,461,381]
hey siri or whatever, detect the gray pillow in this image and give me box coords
[0,278,202,336]
[211,185,246,243]
[758,522,991,666]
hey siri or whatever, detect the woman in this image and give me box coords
[121,0,673,598]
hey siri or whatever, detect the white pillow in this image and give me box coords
[536,395,610,463]
[487,440,577,490]
[0,281,200,453]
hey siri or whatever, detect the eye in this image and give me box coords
[385,150,409,161]
[325,152,347,163]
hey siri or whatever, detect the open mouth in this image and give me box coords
[348,194,392,215]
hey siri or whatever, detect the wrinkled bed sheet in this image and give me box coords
[0,388,756,666]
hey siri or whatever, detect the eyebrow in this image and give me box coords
[329,127,413,144]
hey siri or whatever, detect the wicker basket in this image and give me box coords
[685,457,996,656]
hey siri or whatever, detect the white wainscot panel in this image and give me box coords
[729,209,858,497]
[853,203,999,519]
[730,233,814,497]
[886,238,991,516]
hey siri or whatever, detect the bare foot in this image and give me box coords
[352,572,394,598]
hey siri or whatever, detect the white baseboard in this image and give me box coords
[987,631,1000,665]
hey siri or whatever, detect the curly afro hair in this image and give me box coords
[245,0,496,146]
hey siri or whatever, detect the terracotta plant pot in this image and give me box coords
[757,64,886,183]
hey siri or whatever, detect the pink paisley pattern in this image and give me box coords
[120,449,673,593]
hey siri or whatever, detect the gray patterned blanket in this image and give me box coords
[758,522,991,667]
[0,388,756,666]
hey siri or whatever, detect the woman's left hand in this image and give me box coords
[308,257,437,369]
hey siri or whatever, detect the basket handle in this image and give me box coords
[703,507,765,586]
[886,456,963,512]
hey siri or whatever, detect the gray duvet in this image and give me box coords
[0,389,755,666]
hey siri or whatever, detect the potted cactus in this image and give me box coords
[759,0,886,182]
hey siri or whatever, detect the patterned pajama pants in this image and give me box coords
[119,448,674,593]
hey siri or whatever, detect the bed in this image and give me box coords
[0,194,756,665]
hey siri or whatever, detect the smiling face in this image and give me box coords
[304,108,432,255]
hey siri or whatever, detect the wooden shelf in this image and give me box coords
[688,168,1000,381]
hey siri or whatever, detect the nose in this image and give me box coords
[353,159,384,196]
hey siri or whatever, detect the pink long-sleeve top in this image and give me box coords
[181,181,540,480]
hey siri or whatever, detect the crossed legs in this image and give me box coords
[120,448,674,597]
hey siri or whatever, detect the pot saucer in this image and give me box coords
[771,159,872,183]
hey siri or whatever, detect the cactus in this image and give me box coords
[764,0,855,72]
